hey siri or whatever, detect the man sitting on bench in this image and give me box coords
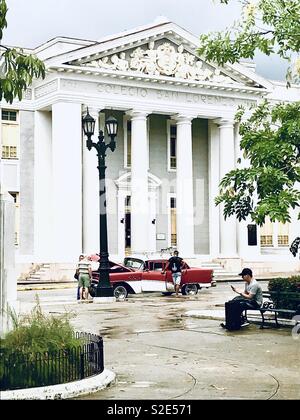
[220,268,263,331]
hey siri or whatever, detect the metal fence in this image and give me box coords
[0,332,104,391]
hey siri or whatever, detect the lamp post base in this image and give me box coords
[93,296,116,304]
[95,286,114,298]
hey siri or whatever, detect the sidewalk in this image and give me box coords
[184,308,298,328]
[17,287,300,399]
[17,282,77,291]
[17,271,297,291]
[215,272,299,282]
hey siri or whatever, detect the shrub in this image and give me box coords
[268,276,300,317]
[0,299,84,390]
[1,301,80,355]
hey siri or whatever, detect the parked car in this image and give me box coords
[89,257,215,300]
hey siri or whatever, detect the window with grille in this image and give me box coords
[2,110,17,121]
[169,124,177,170]
[1,111,19,159]
[126,120,131,167]
[2,145,17,158]
[260,235,273,247]
[260,217,273,247]
[278,222,289,247]
[260,219,289,248]
[170,197,177,246]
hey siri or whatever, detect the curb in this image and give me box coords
[215,276,297,283]
[17,283,76,291]
[1,368,116,400]
[184,310,297,327]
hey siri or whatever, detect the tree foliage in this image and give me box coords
[215,100,300,225]
[0,0,45,103]
[199,1,300,251]
[198,0,300,84]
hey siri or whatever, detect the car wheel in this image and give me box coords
[114,285,128,301]
[182,284,198,295]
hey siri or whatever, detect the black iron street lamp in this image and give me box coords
[82,109,118,298]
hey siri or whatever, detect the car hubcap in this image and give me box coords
[114,286,127,300]
[185,284,198,295]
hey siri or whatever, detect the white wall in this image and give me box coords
[0,190,18,337]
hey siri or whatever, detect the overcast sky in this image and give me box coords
[2,0,288,81]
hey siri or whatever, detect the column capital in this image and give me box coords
[214,117,235,128]
[82,104,104,118]
[171,114,196,125]
[126,109,151,120]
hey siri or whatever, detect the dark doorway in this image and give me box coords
[125,213,131,248]
[247,224,257,246]
[125,195,131,252]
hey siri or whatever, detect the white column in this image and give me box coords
[82,106,102,255]
[128,110,149,254]
[34,110,52,261]
[208,120,220,258]
[52,102,82,262]
[174,115,195,257]
[217,119,237,257]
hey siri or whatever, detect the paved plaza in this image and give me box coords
[18,282,300,400]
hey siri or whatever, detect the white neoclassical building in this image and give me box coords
[1,17,299,278]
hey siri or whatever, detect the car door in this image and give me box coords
[165,261,187,291]
[141,261,167,292]
[165,269,175,292]
[109,264,143,293]
[181,266,213,287]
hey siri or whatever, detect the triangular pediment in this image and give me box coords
[47,19,271,90]
[115,171,161,191]
[67,38,242,86]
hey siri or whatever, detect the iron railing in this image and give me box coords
[0,332,103,391]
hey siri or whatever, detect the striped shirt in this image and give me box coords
[77,260,91,276]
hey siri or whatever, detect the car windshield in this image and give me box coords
[124,258,144,270]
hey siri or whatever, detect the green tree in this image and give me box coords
[197,0,300,84]
[198,1,300,249]
[215,101,300,226]
[0,0,45,103]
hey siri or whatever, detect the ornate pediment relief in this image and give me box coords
[70,40,239,85]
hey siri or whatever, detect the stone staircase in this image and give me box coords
[200,262,240,282]
[22,263,51,283]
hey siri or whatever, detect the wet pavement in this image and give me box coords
[18,283,300,400]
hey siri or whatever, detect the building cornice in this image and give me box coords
[48,64,269,96]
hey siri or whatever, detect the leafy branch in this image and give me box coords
[215,101,300,226]
[0,0,45,103]
[198,1,300,84]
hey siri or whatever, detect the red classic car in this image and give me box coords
[89,257,215,300]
